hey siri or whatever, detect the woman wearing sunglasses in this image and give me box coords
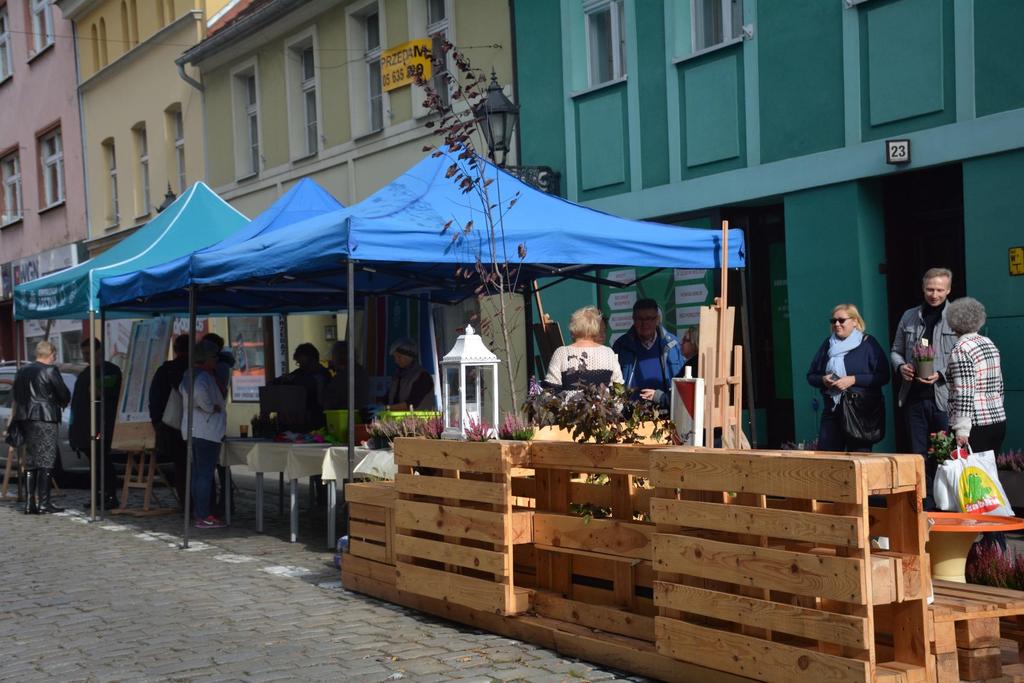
[807,304,890,452]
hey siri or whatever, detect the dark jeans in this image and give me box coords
[818,401,872,453]
[191,438,220,520]
[905,398,948,510]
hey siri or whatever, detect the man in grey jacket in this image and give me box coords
[890,267,957,508]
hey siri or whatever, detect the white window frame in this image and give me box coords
[0,6,12,82]
[301,46,318,156]
[230,59,262,180]
[1,152,22,225]
[173,109,186,192]
[365,10,383,133]
[284,28,321,161]
[692,0,744,53]
[346,0,389,138]
[134,124,150,217]
[584,0,626,88]
[103,140,118,226]
[426,0,450,110]
[39,129,64,208]
[410,0,455,119]
[29,0,54,55]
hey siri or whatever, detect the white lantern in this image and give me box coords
[441,324,500,440]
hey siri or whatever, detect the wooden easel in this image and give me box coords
[697,220,748,449]
[108,422,176,516]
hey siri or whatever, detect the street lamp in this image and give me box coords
[156,184,177,213]
[473,69,518,167]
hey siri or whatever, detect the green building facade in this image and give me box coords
[513,0,1024,450]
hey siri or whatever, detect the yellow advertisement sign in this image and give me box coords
[381,38,433,92]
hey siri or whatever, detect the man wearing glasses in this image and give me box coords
[890,267,957,508]
[613,298,684,412]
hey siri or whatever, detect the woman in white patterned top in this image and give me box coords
[545,306,624,394]
[946,297,1006,451]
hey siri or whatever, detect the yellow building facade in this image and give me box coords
[57,0,233,253]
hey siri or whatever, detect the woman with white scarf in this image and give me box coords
[806,304,890,452]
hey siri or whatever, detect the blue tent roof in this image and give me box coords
[99,151,745,314]
[99,178,344,313]
[15,182,248,320]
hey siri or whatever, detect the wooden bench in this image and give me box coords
[931,580,1024,682]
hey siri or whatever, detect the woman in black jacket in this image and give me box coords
[10,341,71,513]
[807,304,890,452]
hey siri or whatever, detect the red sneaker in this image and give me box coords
[193,515,227,529]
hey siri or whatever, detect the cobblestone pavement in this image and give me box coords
[0,475,648,683]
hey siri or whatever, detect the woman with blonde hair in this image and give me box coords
[806,304,890,452]
[545,306,623,393]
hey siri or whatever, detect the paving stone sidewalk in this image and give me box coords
[0,477,648,683]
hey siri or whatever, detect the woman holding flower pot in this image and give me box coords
[807,304,890,452]
[946,297,1006,454]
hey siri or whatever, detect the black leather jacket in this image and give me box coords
[13,362,71,423]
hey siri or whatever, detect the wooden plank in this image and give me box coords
[396,562,515,615]
[654,616,870,683]
[395,499,507,544]
[957,645,1002,681]
[652,533,866,604]
[533,513,653,560]
[529,442,654,473]
[649,450,864,503]
[393,438,527,473]
[652,581,869,649]
[342,553,397,584]
[349,502,387,524]
[649,498,864,548]
[933,651,959,683]
[345,481,396,508]
[871,554,898,605]
[876,551,923,602]
[875,661,926,683]
[350,539,387,563]
[394,534,508,575]
[349,520,386,543]
[396,472,509,505]
[531,591,655,642]
[931,620,957,654]
[956,617,1001,649]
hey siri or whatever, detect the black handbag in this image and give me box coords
[841,391,885,444]
[4,420,25,448]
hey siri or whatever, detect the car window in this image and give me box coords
[0,379,12,409]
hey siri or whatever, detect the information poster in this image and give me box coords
[119,318,172,423]
[598,267,714,347]
[228,317,267,402]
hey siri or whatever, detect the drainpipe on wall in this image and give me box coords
[176,60,204,93]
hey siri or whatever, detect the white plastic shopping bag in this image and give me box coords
[934,446,1013,516]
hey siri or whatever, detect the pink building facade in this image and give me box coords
[0,0,87,360]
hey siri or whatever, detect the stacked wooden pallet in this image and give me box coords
[931,580,1024,682]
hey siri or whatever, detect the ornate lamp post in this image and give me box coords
[473,70,519,168]
[441,324,500,440]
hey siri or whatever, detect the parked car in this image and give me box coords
[0,361,88,475]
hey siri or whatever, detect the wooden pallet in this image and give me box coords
[393,438,533,616]
[650,448,930,683]
[346,481,396,565]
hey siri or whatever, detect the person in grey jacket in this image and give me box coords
[890,267,957,508]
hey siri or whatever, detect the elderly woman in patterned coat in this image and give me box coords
[945,297,1006,453]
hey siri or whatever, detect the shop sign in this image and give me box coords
[0,243,82,300]
[674,268,705,281]
[381,38,433,92]
[675,306,701,327]
[1010,247,1024,276]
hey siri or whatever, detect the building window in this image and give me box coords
[164,0,175,23]
[103,139,118,225]
[301,47,318,156]
[285,31,319,159]
[98,18,108,66]
[120,2,129,50]
[585,0,625,87]
[232,67,260,179]
[173,109,186,192]
[39,129,64,208]
[1,152,22,225]
[29,0,54,55]
[365,12,383,131]
[244,76,259,175]
[426,0,449,108]
[134,124,150,216]
[90,24,99,72]
[693,0,743,52]
[129,0,139,46]
[0,7,12,81]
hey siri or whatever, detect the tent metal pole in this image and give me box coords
[739,261,758,447]
[14,319,22,501]
[344,259,355,545]
[182,285,196,549]
[99,309,107,518]
[89,310,97,522]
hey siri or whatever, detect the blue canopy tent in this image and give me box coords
[99,150,744,314]
[10,182,248,521]
[97,150,745,548]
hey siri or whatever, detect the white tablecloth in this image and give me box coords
[221,439,353,481]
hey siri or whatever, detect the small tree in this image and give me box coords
[417,42,525,409]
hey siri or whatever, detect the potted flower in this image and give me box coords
[912,340,936,379]
[927,430,959,463]
[996,449,1024,511]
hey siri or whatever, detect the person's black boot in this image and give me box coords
[23,470,39,515]
[37,469,63,514]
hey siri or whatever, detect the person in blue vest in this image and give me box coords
[612,299,685,411]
